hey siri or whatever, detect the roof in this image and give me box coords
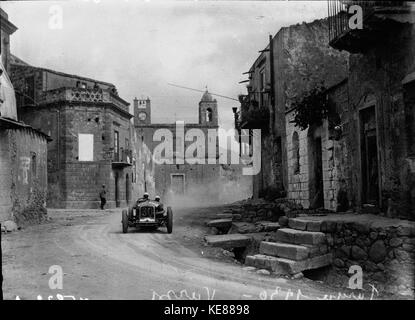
[11,58,116,88]
[200,90,216,102]
[10,54,31,67]
[0,116,52,141]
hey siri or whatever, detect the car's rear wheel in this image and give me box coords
[166,207,173,234]
[122,209,128,233]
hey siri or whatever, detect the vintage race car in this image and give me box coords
[122,198,173,234]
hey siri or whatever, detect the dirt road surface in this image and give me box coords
[2,206,383,300]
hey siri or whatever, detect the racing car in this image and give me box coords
[122,195,173,234]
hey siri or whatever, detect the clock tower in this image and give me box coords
[133,96,151,126]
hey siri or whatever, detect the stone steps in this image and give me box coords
[243,218,331,275]
[245,253,333,275]
[276,228,326,245]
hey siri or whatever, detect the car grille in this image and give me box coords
[139,206,155,219]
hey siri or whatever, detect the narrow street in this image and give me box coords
[1,205,381,300]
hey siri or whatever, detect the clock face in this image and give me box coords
[138,112,147,121]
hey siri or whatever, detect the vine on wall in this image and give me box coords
[291,84,340,132]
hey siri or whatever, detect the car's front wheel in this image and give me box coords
[166,207,173,234]
[122,209,128,233]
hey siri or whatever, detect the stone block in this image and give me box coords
[351,245,368,261]
[206,219,232,229]
[276,228,326,245]
[278,216,289,227]
[321,220,337,233]
[389,237,403,248]
[307,220,322,232]
[205,234,251,249]
[288,218,308,230]
[369,240,387,263]
[260,241,310,260]
[271,254,333,275]
[256,221,280,232]
[228,222,258,234]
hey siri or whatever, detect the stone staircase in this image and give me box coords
[245,218,332,275]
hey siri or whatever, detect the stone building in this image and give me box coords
[10,62,133,209]
[133,91,223,203]
[0,8,49,225]
[237,18,349,208]
[327,1,415,219]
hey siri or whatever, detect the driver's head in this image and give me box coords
[143,192,149,199]
[155,196,160,202]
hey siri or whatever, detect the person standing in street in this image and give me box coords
[100,184,107,210]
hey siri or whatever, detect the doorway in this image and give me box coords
[126,173,131,205]
[115,172,120,207]
[310,137,324,209]
[360,106,379,206]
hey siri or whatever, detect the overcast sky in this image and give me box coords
[3,0,328,129]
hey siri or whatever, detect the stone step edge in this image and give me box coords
[259,241,313,261]
[245,253,333,275]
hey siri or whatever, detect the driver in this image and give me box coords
[154,195,164,211]
[137,192,149,204]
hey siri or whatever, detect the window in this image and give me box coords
[31,152,37,180]
[292,132,300,174]
[78,134,94,161]
[114,130,119,160]
[206,108,213,122]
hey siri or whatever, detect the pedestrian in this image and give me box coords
[100,184,107,210]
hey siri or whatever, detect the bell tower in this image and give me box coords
[134,97,151,126]
[199,89,218,126]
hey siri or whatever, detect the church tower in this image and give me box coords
[134,97,151,126]
[198,90,218,126]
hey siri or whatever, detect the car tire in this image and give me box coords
[166,207,173,234]
[122,209,128,233]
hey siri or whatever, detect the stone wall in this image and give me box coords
[344,23,415,219]
[322,218,415,294]
[285,111,338,211]
[0,127,48,225]
[226,198,302,223]
[247,18,349,200]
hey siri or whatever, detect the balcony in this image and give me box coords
[37,87,130,114]
[328,1,411,53]
[237,94,270,133]
[112,148,132,168]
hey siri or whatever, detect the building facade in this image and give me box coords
[327,1,415,219]
[10,63,134,209]
[237,18,349,209]
[133,91,222,204]
[0,8,49,225]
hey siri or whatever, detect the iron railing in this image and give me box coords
[328,1,405,44]
[113,147,132,164]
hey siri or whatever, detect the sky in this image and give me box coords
[2,0,328,130]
